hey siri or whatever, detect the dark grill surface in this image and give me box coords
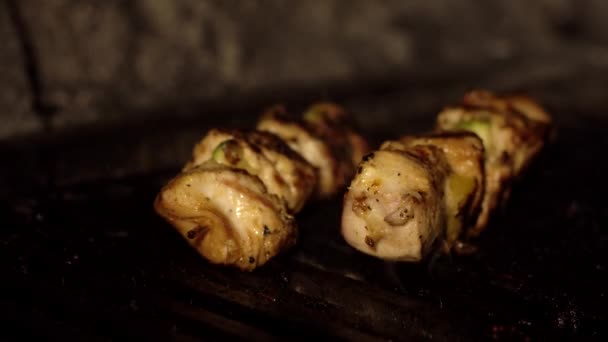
[1,94,607,341]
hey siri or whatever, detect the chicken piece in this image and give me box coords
[436,90,552,235]
[258,105,368,198]
[341,146,449,261]
[460,90,552,175]
[155,161,296,271]
[464,90,552,126]
[302,102,370,167]
[382,132,485,245]
[184,129,316,213]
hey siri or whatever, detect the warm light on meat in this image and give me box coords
[460,90,552,174]
[156,102,368,270]
[383,132,485,245]
[303,103,370,168]
[184,129,316,213]
[257,104,369,198]
[154,161,297,271]
[155,91,550,267]
[436,90,552,235]
[341,147,449,261]
[342,91,551,261]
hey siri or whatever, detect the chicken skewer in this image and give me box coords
[341,146,450,261]
[342,90,552,260]
[156,103,368,270]
[258,103,369,198]
[342,133,484,260]
[436,90,552,235]
[184,129,317,213]
[154,161,297,271]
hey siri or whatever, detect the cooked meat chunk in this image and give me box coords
[185,129,316,213]
[436,108,515,234]
[463,90,552,126]
[341,91,551,261]
[257,104,368,198]
[382,132,485,245]
[257,106,337,198]
[155,161,296,271]
[157,101,367,270]
[341,146,449,261]
[302,102,370,167]
[436,90,552,234]
[459,90,552,175]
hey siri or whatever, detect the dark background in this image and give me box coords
[3,0,608,140]
[1,1,607,340]
[2,0,608,186]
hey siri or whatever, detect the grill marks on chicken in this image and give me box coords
[384,132,485,244]
[436,90,552,235]
[156,90,550,267]
[156,103,368,270]
[184,129,317,213]
[303,103,370,169]
[342,147,449,261]
[341,90,552,261]
[258,104,369,198]
[154,161,296,271]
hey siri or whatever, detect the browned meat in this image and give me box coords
[342,91,551,261]
[155,161,296,271]
[184,129,316,213]
[341,146,449,261]
[384,132,485,245]
[302,103,370,167]
[460,90,552,174]
[257,104,369,198]
[157,101,367,270]
[436,90,552,235]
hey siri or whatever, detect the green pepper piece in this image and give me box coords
[212,139,243,164]
[454,119,491,148]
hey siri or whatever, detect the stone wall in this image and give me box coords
[2,0,608,140]
[0,1,39,138]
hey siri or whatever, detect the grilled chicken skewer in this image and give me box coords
[342,133,484,261]
[154,161,296,271]
[342,90,552,261]
[303,103,370,168]
[436,90,552,235]
[382,132,485,245]
[258,103,369,198]
[341,146,450,261]
[184,129,317,213]
[156,103,368,270]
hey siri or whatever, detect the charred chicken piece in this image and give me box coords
[436,90,552,235]
[382,132,485,245]
[459,90,552,174]
[184,129,316,213]
[341,146,449,261]
[342,91,551,261]
[257,104,369,198]
[157,101,366,271]
[155,161,296,271]
[303,103,370,167]
[463,90,552,129]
